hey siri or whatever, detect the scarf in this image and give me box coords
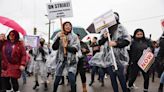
[5,41,14,63]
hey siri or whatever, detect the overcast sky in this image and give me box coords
[0,0,164,41]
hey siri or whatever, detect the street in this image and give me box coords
[18,73,160,92]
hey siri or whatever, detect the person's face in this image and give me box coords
[135,31,143,38]
[64,23,72,33]
[154,43,158,47]
[9,32,15,41]
[92,38,97,43]
[0,34,6,40]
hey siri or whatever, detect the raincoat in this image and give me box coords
[89,24,130,68]
[52,32,80,76]
[32,45,49,81]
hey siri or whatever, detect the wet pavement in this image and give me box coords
[18,73,160,92]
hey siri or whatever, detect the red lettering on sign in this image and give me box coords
[144,58,148,63]
[141,63,146,67]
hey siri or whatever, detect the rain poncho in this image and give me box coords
[32,45,49,81]
[89,24,130,68]
[46,50,57,74]
[52,32,80,76]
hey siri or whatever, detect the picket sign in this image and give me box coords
[137,48,154,72]
[93,10,116,33]
[46,0,73,20]
[24,35,39,48]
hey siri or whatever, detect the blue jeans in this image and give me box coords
[21,70,27,83]
[160,72,164,84]
[106,65,127,92]
[53,72,76,92]
[90,66,105,83]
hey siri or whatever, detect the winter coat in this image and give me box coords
[129,38,152,65]
[0,40,26,79]
[52,32,80,76]
[0,52,1,75]
[155,36,164,73]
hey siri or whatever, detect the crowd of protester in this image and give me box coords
[0,12,163,92]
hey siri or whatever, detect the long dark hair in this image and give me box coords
[133,28,146,40]
[114,12,120,24]
[62,21,72,34]
[7,30,20,42]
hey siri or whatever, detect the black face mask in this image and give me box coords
[40,42,44,46]
[135,37,143,41]
[108,24,118,36]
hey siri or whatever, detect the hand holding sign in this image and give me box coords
[108,41,117,47]
[137,48,154,72]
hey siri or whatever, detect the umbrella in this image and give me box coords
[0,16,26,36]
[51,27,88,40]
[86,23,96,33]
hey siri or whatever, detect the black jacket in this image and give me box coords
[155,37,164,72]
[90,42,100,56]
[129,38,152,64]
[52,37,78,54]
[98,36,129,48]
[80,41,90,55]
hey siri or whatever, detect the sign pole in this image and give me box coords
[103,17,118,70]
[106,28,118,70]
[60,18,67,55]
[60,18,63,31]
[48,20,51,44]
[48,0,52,44]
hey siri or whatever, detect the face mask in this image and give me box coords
[40,41,44,46]
[135,37,143,40]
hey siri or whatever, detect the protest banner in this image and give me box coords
[24,35,39,48]
[47,0,73,20]
[93,10,117,33]
[137,48,154,72]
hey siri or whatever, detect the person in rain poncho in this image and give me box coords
[32,38,49,91]
[52,21,80,92]
[98,12,130,92]
[89,37,105,87]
